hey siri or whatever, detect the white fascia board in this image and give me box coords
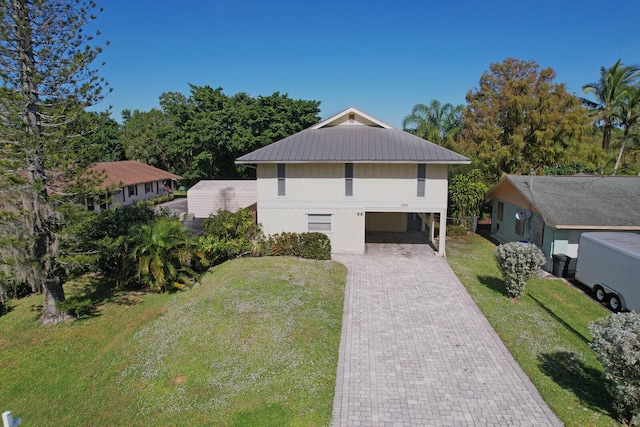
[236,160,470,165]
[310,106,394,130]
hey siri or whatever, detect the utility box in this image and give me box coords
[575,232,640,312]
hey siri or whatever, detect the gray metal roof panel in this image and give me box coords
[236,126,470,164]
[495,175,640,228]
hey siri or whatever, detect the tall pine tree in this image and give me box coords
[0,0,109,323]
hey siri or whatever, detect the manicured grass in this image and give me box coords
[447,234,620,427]
[0,257,346,426]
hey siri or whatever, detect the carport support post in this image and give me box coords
[429,213,435,242]
[438,211,446,256]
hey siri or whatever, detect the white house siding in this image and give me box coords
[187,180,257,218]
[88,180,172,212]
[256,163,449,254]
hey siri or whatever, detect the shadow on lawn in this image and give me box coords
[477,275,506,296]
[538,351,614,417]
[58,276,143,320]
[529,294,590,345]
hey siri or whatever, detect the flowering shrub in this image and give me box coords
[589,312,640,425]
[494,242,546,299]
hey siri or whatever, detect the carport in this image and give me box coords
[364,211,446,254]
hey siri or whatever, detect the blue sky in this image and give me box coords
[91,0,640,128]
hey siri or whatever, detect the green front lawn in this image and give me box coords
[0,257,346,426]
[447,234,619,427]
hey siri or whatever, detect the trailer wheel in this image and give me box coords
[609,294,622,312]
[593,285,606,302]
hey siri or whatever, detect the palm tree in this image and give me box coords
[582,60,640,150]
[613,86,640,175]
[129,218,207,291]
[402,100,464,145]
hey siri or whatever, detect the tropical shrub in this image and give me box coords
[448,169,489,220]
[446,225,468,237]
[262,232,331,260]
[87,203,158,278]
[199,209,263,263]
[127,218,207,292]
[494,242,546,299]
[589,312,640,425]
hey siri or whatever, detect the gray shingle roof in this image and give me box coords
[489,175,640,229]
[235,126,470,164]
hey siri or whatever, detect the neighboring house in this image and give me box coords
[235,106,470,255]
[487,174,640,272]
[187,180,257,218]
[87,160,182,212]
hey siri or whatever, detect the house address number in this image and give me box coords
[401,203,408,207]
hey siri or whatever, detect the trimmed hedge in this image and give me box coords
[263,232,331,260]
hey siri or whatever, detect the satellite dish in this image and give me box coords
[515,210,532,221]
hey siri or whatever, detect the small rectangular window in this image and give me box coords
[417,164,426,197]
[144,182,152,194]
[99,195,108,211]
[497,202,504,221]
[515,219,525,236]
[128,185,136,197]
[277,164,286,196]
[87,198,95,211]
[308,214,332,232]
[345,163,353,197]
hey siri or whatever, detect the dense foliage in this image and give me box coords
[448,169,488,219]
[122,86,321,185]
[262,232,332,260]
[589,312,640,425]
[461,58,595,182]
[494,242,546,299]
[199,208,262,263]
[126,218,207,292]
[0,0,109,323]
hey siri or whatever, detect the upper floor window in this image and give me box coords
[277,163,286,196]
[417,164,426,197]
[497,202,504,221]
[345,163,353,197]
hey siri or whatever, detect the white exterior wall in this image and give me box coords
[88,180,172,212]
[187,180,257,218]
[256,163,448,253]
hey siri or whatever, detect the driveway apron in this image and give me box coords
[331,243,562,426]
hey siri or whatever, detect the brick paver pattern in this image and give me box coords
[331,243,563,426]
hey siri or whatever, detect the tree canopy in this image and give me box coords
[402,100,464,147]
[121,86,321,185]
[582,60,640,151]
[461,58,594,181]
[0,0,109,323]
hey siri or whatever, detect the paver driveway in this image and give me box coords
[331,243,562,426]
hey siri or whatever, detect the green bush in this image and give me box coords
[448,169,489,219]
[200,209,263,263]
[494,242,546,299]
[589,312,640,425]
[446,224,468,237]
[127,217,207,292]
[262,232,331,260]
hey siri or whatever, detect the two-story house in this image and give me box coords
[236,107,470,255]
